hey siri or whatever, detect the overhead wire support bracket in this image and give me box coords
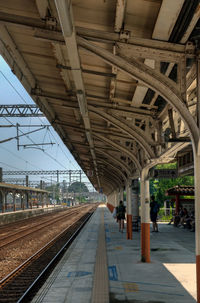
[0,126,46,144]
[19,142,55,151]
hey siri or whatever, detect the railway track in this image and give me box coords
[0,205,90,249]
[0,205,97,303]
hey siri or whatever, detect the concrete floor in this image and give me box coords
[32,206,197,302]
[105,211,196,302]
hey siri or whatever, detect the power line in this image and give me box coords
[0,161,20,170]
[0,71,30,106]
[48,128,79,170]
[3,116,69,170]
[0,69,79,170]
[0,145,53,183]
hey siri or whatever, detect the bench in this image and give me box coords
[132,216,140,231]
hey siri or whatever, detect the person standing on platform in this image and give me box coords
[117,200,126,232]
[150,195,160,232]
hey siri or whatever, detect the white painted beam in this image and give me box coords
[131,0,184,108]
[54,0,101,189]
[152,0,184,40]
[114,0,127,33]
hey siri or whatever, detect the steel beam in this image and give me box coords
[0,11,194,53]
[93,133,141,171]
[3,170,84,175]
[77,36,199,147]
[89,106,155,156]
[0,104,44,117]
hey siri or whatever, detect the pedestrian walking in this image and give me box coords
[117,200,126,232]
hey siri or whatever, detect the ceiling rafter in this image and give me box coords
[93,133,141,172]
[77,36,199,146]
[54,0,101,190]
[98,158,127,182]
[89,106,155,156]
[96,150,130,177]
[0,10,193,55]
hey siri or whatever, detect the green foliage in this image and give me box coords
[45,183,60,202]
[151,163,194,206]
[68,182,89,193]
[156,162,177,169]
[158,208,173,222]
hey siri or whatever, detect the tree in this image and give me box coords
[150,163,194,205]
[68,182,89,193]
[45,183,60,203]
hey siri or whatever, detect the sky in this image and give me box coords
[0,56,92,188]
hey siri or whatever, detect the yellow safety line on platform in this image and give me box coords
[91,206,109,303]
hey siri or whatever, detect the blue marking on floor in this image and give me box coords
[67,271,92,278]
[110,286,184,296]
[120,279,176,288]
[106,236,111,243]
[108,265,118,281]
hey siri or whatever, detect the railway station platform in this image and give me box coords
[32,205,196,303]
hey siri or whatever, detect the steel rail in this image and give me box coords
[0,205,88,248]
[0,206,96,303]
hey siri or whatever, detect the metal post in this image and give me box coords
[21,194,25,210]
[1,191,5,213]
[126,179,132,240]
[13,191,16,211]
[120,187,124,202]
[16,123,19,150]
[5,192,7,211]
[115,190,118,207]
[132,179,139,219]
[193,150,200,302]
[140,169,150,262]
[57,170,59,183]
[197,56,200,127]
[26,175,29,208]
[69,170,72,184]
[0,167,2,182]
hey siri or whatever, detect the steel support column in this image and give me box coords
[114,190,118,207]
[126,179,132,240]
[13,191,16,211]
[193,149,200,303]
[1,191,5,213]
[132,179,140,219]
[21,194,25,210]
[120,187,124,202]
[140,170,150,262]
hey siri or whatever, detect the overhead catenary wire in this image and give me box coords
[0,69,79,170]
[2,116,69,170]
[0,67,90,185]
[0,145,54,183]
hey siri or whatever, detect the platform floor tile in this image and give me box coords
[104,208,196,303]
[32,207,102,303]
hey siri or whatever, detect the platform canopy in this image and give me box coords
[0,182,48,194]
[0,1,199,194]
